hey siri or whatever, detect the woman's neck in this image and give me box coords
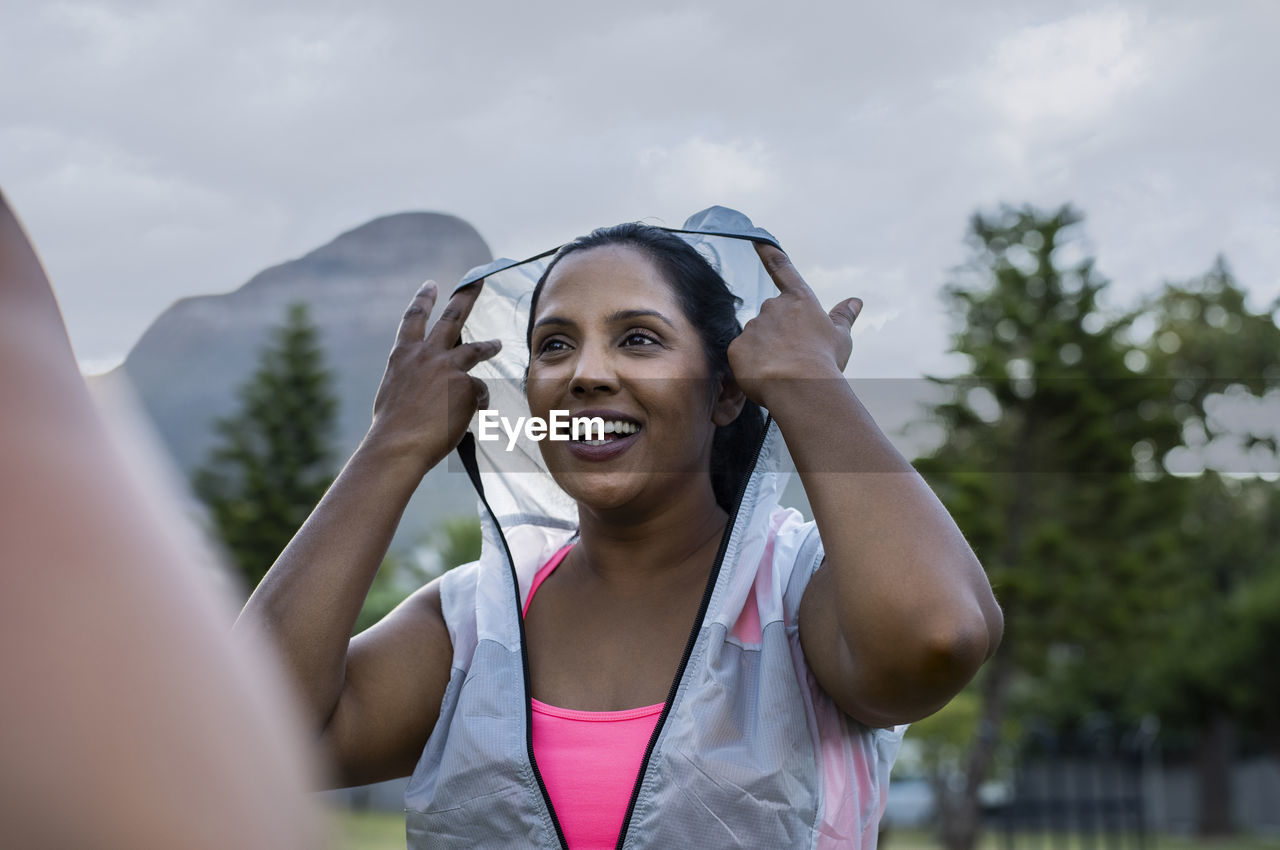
[570,476,728,596]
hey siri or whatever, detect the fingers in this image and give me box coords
[753,241,815,299]
[471,376,490,409]
[451,338,502,371]
[396,281,438,345]
[829,297,863,333]
[426,280,484,347]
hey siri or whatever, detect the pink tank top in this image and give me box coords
[523,543,665,850]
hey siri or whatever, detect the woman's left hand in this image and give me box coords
[727,242,862,407]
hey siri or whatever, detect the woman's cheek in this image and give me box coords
[524,370,562,416]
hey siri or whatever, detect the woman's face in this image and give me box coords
[526,244,732,512]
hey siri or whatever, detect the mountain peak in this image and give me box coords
[239,211,491,294]
[124,209,492,479]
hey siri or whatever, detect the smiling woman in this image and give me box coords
[236,206,1002,850]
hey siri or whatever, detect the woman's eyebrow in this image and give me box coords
[532,310,676,333]
[608,309,675,329]
[531,315,575,333]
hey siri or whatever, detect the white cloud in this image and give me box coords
[640,137,777,210]
[980,8,1148,129]
[804,264,903,336]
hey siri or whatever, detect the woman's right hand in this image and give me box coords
[366,279,500,475]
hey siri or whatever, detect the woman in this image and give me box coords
[238,208,1003,849]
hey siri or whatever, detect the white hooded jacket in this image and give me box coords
[403,207,906,849]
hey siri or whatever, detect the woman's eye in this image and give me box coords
[622,332,658,347]
[538,338,570,354]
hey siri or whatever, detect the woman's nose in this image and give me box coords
[570,344,619,396]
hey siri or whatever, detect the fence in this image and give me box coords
[987,715,1159,850]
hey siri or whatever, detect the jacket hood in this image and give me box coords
[411,207,908,849]
[450,205,786,551]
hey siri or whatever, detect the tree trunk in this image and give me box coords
[938,632,1015,850]
[938,407,1033,850]
[1195,711,1236,836]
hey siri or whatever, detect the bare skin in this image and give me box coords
[0,192,327,847]
[240,239,1003,790]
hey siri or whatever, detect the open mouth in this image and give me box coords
[566,416,643,462]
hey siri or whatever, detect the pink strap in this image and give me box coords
[522,542,575,618]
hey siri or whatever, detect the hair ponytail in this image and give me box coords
[710,399,766,513]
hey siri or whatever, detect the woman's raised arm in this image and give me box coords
[730,243,1003,729]
[234,279,502,786]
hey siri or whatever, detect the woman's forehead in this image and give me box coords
[536,244,682,316]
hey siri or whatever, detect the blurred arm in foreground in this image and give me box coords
[0,190,329,850]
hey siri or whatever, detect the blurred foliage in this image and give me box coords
[907,690,982,781]
[351,516,482,636]
[1128,475,1280,744]
[901,682,1021,788]
[919,203,1184,712]
[912,203,1280,847]
[194,302,338,594]
[435,515,483,572]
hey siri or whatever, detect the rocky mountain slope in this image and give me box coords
[115,211,493,552]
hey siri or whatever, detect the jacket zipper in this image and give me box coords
[611,415,773,849]
[465,414,773,849]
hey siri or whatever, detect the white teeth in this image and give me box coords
[576,419,640,443]
[601,420,639,435]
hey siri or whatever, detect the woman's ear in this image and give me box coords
[712,372,747,426]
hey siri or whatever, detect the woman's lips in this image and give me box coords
[565,428,641,462]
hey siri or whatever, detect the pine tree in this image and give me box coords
[194,301,338,594]
[916,207,1280,846]
[915,205,1186,850]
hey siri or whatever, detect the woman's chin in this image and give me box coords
[551,469,714,517]
[553,469,652,512]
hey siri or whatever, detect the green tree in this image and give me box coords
[435,515,482,572]
[194,301,339,594]
[351,516,482,636]
[1119,261,1280,835]
[917,209,1280,845]
[1128,473,1279,834]
[915,204,1187,850]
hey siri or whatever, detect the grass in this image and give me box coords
[326,808,407,850]
[324,810,1280,850]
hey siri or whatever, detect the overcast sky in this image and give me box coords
[3,0,1277,384]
